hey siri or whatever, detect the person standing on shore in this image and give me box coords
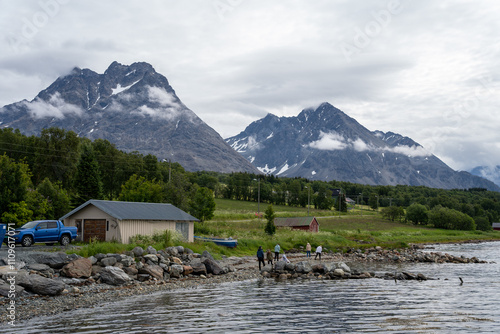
[314,245,322,261]
[266,249,273,266]
[274,243,281,261]
[257,246,265,270]
[306,243,311,258]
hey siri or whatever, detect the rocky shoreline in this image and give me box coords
[0,244,491,325]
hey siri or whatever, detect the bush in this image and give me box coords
[406,203,428,225]
[474,216,492,231]
[428,205,476,231]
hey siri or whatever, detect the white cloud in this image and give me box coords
[23,92,83,119]
[308,131,348,151]
[388,145,431,157]
[309,131,431,157]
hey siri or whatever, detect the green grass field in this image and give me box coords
[68,198,500,258]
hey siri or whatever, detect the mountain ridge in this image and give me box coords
[226,102,500,191]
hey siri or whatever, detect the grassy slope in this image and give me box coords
[68,198,500,258]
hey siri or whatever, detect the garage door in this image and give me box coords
[84,219,106,242]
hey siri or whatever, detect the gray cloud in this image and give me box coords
[0,0,499,171]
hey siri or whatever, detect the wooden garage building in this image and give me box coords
[274,217,319,233]
[60,200,198,243]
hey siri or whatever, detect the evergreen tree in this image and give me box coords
[189,187,216,222]
[264,205,276,235]
[74,144,103,205]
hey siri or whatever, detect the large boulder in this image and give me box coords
[138,264,164,280]
[99,266,132,285]
[0,281,24,297]
[144,246,156,255]
[30,252,77,269]
[312,264,327,274]
[100,257,117,267]
[336,262,351,273]
[18,274,65,296]
[182,265,193,276]
[190,261,207,275]
[169,264,184,278]
[295,261,313,274]
[165,247,179,257]
[62,258,92,278]
[132,246,144,257]
[202,258,224,275]
[143,254,159,264]
[201,250,214,261]
[274,261,287,272]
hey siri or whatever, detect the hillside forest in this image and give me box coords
[1,127,499,232]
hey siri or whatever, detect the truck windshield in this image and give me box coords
[20,221,41,229]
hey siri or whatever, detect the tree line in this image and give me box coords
[1,127,500,232]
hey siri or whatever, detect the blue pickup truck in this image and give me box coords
[5,220,78,247]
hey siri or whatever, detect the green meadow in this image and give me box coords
[68,198,500,258]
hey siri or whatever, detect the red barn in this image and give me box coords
[274,217,319,233]
[492,223,500,231]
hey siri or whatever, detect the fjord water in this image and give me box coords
[6,242,500,333]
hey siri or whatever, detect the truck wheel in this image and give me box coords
[21,235,33,247]
[60,234,70,246]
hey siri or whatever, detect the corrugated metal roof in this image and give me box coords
[60,200,199,221]
[274,217,317,227]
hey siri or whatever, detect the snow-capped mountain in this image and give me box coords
[0,61,258,174]
[226,102,500,191]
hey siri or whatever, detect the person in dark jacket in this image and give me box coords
[257,246,265,270]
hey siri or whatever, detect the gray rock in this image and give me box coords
[120,256,135,267]
[99,266,132,285]
[201,250,214,261]
[336,262,351,273]
[146,246,157,255]
[202,258,224,275]
[30,252,72,269]
[143,254,159,263]
[25,263,51,272]
[176,246,184,254]
[285,263,296,271]
[169,264,184,278]
[165,247,179,257]
[100,257,117,267]
[122,267,138,276]
[138,264,164,280]
[190,261,207,276]
[0,281,24,297]
[295,261,313,274]
[94,253,107,261]
[184,247,194,255]
[274,261,286,272]
[18,274,65,296]
[132,246,144,257]
[88,256,98,265]
[332,269,345,277]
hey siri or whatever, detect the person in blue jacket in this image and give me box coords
[257,246,265,270]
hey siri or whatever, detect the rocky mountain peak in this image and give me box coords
[0,61,258,174]
[226,103,500,191]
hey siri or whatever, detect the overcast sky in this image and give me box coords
[1,0,499,171]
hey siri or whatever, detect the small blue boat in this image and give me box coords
[194,236,238,248]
